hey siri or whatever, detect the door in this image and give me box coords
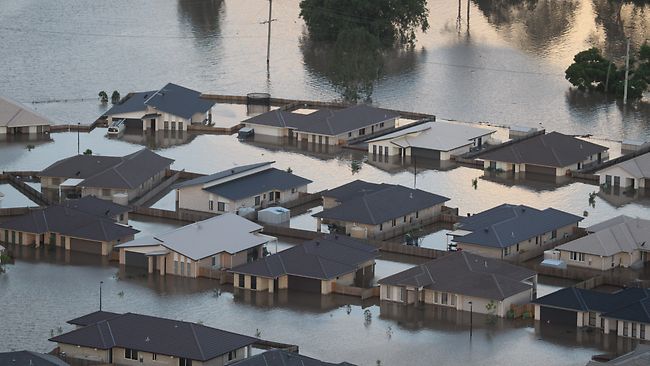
[411,147,440,160]
[288,275,321,293]
[150,119,156,131]
[525,164,555,176]
[69,238,103,254]
[539,306,576,326]
[124,251,148,268]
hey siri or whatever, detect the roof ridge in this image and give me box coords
[573,287,589,311]
[490,273,506,299]
[189,324,207,360]
[361,196,377,225]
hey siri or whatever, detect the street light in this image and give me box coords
[469,301,473,339]
[99,281,104,311]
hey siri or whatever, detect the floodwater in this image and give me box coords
[0,0,649,139]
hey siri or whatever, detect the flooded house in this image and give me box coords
[175,161,311,215]
[0,95,52,135]
[378,251,537,317]
[449,204,583,261]
[39,148,173,203]
[115,213,274,278]
[230,349,356,366]
[230,234,378,294]
[241,104,399,145]
[313,181,450,240]
[554,216,650,270]
[367,120,496,160]
[533,287,650,341]
[596,152,650,190]
[0,203,138,255]
[0,351,69,366]
[50,312,257,365]
[479,131,609,176]
[102,82,216,131]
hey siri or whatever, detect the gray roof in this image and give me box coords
[67,310,121,326]
[230,349,356,366]
[557,216,650,257]
[104,83,215,119]
[479,132,608,167]
[175,162,273,189]
[244,104,399,136]
[454,204,583,248]
[103,91,155,116]
[39,149,174,190]
[597,152,650,179]
[0,351,69,366]
[370,121,496,152]
[50,312,257,362]
[116,213,268,260]
[0,95,53,127]
[314,185,449,225]
[322,180,388,203]
[230,234,378,280]
[0,205,139,242]
[378,251,535,300]
[204,168,312,200]
[586,345,650,366]
[533,287,650,318]
[61,196,131,218]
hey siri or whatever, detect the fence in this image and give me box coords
[132,206,216,222]
[0,207,32,217]
[578,143,650,174]
[508,303,535,319]
[460,129,546,160]
[187,123,243,134]
[130,170,181,207]
[261,224,321,240]
[332,283,380,299]
[509,229,587,263]
[1,173,50,205]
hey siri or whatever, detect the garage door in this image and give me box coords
[125,251,148,269]
[539,306,576,326]
[70,238,103,255]
[525,164,556,176]
[411,148,440,160]
[288,275,321,293]
[120,118,143,130]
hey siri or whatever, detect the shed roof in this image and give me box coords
[230,234,378,280]
[0,95,53,128]
[116,213,269,260]
[61,196,131,218]
[103,91,155,116]
[533,287,650,314]
[479,132,608,168]
[322,180,388,203]
[50,312,257,362]
[244,104,399,136]
[203,168,312,200]
[67,310,121,326]
[378,251,534,300]
[39,149,174,190]
[314,185,449,225]
[230,349,356,366]
[454,204,583,248]
[174,162,273,189]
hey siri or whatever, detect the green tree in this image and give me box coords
[98,91,109,103]
[565,48,613,92]
[111,90,121,104]
[299,0,429,48]
[83,149,92,155]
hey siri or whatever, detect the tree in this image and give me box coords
[565,48,612,92]
[111,90,121,104]
[299,0,429,48]
[98,91,108,104]
[83,149,92,155]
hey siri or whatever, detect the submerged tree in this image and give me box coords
[98,91,108,104]
[111,90,121,104]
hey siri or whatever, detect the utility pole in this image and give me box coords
[467,0,470,26]
[605,62,612,92]
[77,122,80,154]
[623,37,630,105]
[457,0,461,25]
[99,281,103,311]
[261,0,277,66]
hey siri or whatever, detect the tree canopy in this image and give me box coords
[299,0,429,48]
[565,44,650,100]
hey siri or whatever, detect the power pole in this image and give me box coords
[457,0,461,25]
[623,37,630,105]
[605,61,612,92]
[261,0,277,66]
[77,122,80,154]
[467,0,470,26]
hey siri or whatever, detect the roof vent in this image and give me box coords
[484,228,489,233]
[511,232,515,237]
[75,171,81,176]
[315,241,320,246]
[145,336,150,342]
[144,94,148,99]
[409,193,413,199]
[484,261,488,268]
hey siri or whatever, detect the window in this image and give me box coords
[441,292,448,305]
[614,176,621,187]
[379,224,383,231]
[535,236,539,245]
[392,219,396,227]
[171,121,176,130]
[588,312,596,327]
[180,262,185,276]
[632,323,637,337]
[504,247,510,256]
[516,244,519,252]
[605,175,612,186]
[415,211,419,219]
[102,188,111,197]
[641,324,646,339]
[291,188,297,194]
[179,358,192,366]
[348,132,352,138]
[379,146,383,155]
[254,196,261,206]
[209,200,214,211]
[124,348,138,360]
[373,145,377,154]
[178,122,183,130]
[380,122,385,128]
[403,216,406,223]
[119,214,124,222]
[385,285,391,299]
[238,274,245,288]
[228,350,237,361]
[623,322,629,336]
[359,128,366,135]
[551,230,557,239]
[251,276,257,290]
[152,354,157,361]
[217,202,225,212]
[570,252,585,262]
[164,121,169,129]
[174,261,178,274]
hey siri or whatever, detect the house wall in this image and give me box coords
[613,320,650,340]
[243,123,289,137]
[178,184,307,214]
[343,204,443,240]
[559,249,642,270]
[484,151,608,176]
[598,166,644,188]
[58,343,110,364]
